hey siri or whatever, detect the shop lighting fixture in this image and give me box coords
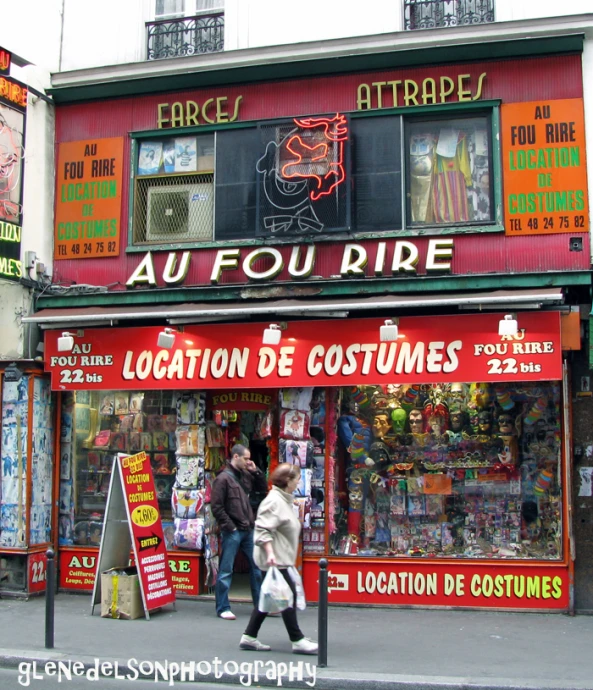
[57,332,76,352]
[380,319,399,342]
[498,314,518,337]
[263,324,282,345]
[157,327,176,349]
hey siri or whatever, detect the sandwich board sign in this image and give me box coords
[91,451,176,620]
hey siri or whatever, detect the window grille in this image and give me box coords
[133,174,214,244]
[404,0,494,31]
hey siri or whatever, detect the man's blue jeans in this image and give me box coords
[215,529,262,615]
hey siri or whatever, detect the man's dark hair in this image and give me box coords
[231,443,248,458]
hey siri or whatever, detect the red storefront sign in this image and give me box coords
[303,560,569,610]
[58,546,201,596]
[44,312,562,391]
[28,551,48,594]
[207,389,277,411]
[167,553,201,596]
[124,235,591,289]
[59,548,98,590]
[118,452,176,611]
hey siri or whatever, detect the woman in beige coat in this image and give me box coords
[240,463,318,655]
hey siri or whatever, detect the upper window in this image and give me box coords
[148,0,224,60]
[406,115,493,227]
[133,134,215,244]
[155,0,223,19]
[131,109,496,247]
[404,0,495,31]
[155,0,184,19]
[256,116,350,237]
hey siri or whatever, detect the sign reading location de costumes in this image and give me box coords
[91,451,175,620]
[502,99,589,236]
[45,313,562,391]
[54,137,124,259]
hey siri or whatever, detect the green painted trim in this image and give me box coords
[351,99,501,119]
[36,271,590,309]
[124,223,505,254]
[127,138,138,249]
[491,106,503,225]
[130,120,257,139]
[48,36,584,105]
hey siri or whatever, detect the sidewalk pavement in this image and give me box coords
[1,593,592,690]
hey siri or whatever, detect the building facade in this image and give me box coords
[2,1,593,611]
[0,18,60,594]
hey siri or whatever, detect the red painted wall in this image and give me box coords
[55,55,583,142]
[52,54,587,289]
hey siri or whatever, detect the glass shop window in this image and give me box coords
[155,0,184,18]
[406,115,494,227]
[333,382,562,560]
[59,390,179,549]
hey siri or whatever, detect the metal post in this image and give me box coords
[45,548,55,649]
[318,558,328,668]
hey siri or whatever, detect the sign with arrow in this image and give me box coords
[91,451,175,619]
[327,571,349,593]
[137,533,163,552]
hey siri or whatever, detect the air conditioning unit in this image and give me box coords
[146,183,213,242]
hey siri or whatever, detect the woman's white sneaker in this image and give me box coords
[240,634,271,651]
[219,610,236,620]
[292,637,318,655]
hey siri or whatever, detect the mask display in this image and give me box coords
[335,382,562,561]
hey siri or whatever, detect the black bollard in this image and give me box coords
[45,548,55,650]
[318,558,328,668]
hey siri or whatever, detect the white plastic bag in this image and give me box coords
[287,566,306,610]
[258,567,293,613]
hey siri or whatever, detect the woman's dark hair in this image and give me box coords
[311,488,324,504]
[270,463,301,490]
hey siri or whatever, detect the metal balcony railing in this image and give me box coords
[404,0,494,30]
[146,12,224,60]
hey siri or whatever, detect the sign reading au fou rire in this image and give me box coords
[125,239,455,288]
[54,138,124,260]
[502,99,589,236]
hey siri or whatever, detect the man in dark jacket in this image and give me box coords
[211,443,267,620]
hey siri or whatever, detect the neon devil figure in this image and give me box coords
[256,113,348,235]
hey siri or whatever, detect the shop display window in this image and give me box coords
[406,115,493,226]
[58,380,562,564]
[331,382,562,561]
[60,389,282,562]
[63,390,179,547]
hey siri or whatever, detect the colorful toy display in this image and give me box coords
[334,382,562,560]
